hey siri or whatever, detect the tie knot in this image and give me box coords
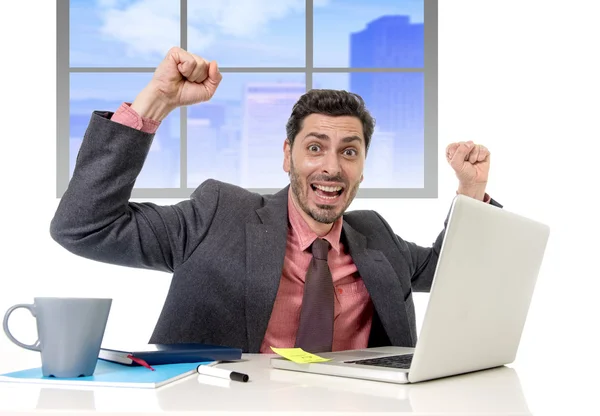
[311,238,330,260]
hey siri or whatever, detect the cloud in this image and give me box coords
[187,0,304,37]
[96,0,329,60]
[97,0,182,58]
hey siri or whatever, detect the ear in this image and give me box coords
[283,139,292,173]
[360,173,364,183]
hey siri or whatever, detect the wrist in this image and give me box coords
[130,87,174,122]
[457,183,487,201]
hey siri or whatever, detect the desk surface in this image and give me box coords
[0,354,531,415]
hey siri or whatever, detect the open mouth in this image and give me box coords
[310,183,344,201]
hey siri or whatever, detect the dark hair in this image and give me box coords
[285,89,375,153]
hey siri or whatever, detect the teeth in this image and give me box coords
[317,194,338,200]
[314,184,342,192]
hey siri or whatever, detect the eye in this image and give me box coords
[343,148,358,157]
[308,144,321,152]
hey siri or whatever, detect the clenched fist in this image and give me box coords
[131,47,223,121]
[446,140,490,201]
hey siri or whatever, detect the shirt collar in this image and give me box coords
[287,190,343,254]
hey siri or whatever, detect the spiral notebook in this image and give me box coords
[0,359,213,389]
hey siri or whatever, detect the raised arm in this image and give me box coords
[409,141,499,291]
[50,47,223,272]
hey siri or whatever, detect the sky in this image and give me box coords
[68,0,425,107]
[67,0,427,189]
[69,0,424,85]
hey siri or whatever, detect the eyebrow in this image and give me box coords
[304,132,363,144]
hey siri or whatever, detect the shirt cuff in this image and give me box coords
[456,191,492,204]
[110,102,161,134]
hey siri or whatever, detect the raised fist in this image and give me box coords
[131,47,222,120]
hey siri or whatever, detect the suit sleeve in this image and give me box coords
[385,197,503,293]
[50,111,219,273]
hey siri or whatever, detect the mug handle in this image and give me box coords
[3,304,41,351]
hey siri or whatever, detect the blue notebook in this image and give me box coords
[99,343,242,366]
[0,359,212,389]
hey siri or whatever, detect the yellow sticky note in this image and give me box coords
[270,347,331,363]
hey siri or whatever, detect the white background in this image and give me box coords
[1,1,599,414]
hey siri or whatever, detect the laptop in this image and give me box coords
[271,194,550,384]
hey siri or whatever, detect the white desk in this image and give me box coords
[0,354,531,415]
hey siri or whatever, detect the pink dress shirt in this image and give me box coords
[111,102,160,134]
[260,192,373,352]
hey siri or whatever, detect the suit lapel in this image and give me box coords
[245,186,289,352]
[342,221,414,347]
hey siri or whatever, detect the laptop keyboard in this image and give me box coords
[346,354,414,369]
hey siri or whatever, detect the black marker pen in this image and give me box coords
[196,364,249,382]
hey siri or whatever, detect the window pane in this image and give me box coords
[187,0,305,67]
[314,0,424,68]
[313,72,424,188]
[70,73,181,188]
[187,73,305,189]
[69,0,179,67]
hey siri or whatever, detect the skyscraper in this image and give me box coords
[350,16,424,187]
[241,83,305,188]
[187,118,218,188]
[363,130,396,188]
[136,112,179,188]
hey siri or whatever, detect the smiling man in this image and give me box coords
[50,47,501,353]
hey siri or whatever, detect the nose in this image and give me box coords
[321,151,342,177]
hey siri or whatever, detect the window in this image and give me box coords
[57,0,437,198]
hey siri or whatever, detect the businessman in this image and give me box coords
[50,47,501,353]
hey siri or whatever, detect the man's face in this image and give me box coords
[283,113,366,226]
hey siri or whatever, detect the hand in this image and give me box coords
[445,141,490,201]
[131,47,223,121]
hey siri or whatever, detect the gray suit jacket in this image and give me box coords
[51,111,501,352]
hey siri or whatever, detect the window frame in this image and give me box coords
[56,0,438,198]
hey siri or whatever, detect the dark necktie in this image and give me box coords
[295,238,334,353]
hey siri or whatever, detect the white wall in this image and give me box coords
[1,1,599,414]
